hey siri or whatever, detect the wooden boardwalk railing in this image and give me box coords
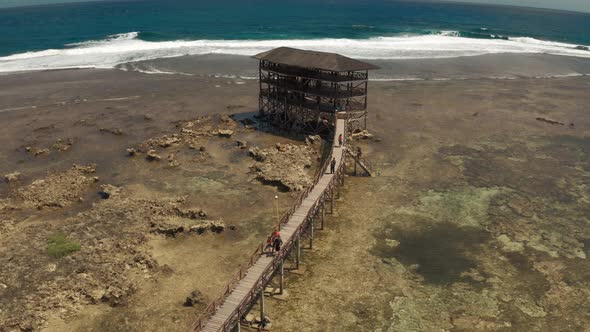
[191,118,348,332]
[345,147,373,177]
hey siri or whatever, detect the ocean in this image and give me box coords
[0,0,589,73]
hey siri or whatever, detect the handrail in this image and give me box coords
[260,62,368,82]
[260,89,367,113]
[260,77,367,99]
[191,119,346,331]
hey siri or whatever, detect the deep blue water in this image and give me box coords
[1,0,589,57]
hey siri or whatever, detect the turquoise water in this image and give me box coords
[0,0,589,72]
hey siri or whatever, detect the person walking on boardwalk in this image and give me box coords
[265,235,273,256]
[338,134,343,146]
[357,146,362,159]
[330,157,336,174]
[273,235,283,254]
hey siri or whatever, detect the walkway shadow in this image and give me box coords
[230,111,332,142]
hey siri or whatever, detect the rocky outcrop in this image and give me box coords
[25,146,50,156]
[150,221,185,237]
[146,150,162,161]
[130,115,241,166]
[249,138,320,191]
[1,164,97,210]
[236,140,248,149]
[167,153,180,167]
[98,184,122,199]
[146,134,181,148]
[217,129,234,137]
[4,172,21,183]
[99,128,124,135]
[0,185,227,330]
[50,138,74,152]
[184,290,205,307]
[176,207,207,219]
[189,220,226,234]
[24,138,74,157]
[352,129,374,140]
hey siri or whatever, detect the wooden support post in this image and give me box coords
[321,200,325,230]
[330,188,334,214]
[295,237,300,269]
[338,171,344,198]
[259,289,265,324]
[310,220,314,249]
[279,261,284,295]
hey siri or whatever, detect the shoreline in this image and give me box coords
[1,52,590,83]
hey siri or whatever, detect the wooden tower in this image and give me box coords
[254,47,379,134]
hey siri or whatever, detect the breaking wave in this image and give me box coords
[0,31,589,73]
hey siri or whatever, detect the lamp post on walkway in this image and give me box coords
[275,195,280,231]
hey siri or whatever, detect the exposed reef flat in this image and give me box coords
[269,76,590,331]
[0,57,589,331]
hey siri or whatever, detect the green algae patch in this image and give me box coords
[416,187,507,229]
[393,187,508,230]
[46,233,81,258]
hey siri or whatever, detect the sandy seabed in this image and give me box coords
[1,53,590,331]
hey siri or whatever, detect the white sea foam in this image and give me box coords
[439,30,461,37]
[212,74,258,80]
[1,32,589,73]
[66,32,140,47]
[122,64,194,76]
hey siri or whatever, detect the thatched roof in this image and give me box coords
[253,47,379,72]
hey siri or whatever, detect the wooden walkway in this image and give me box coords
[195,118,347,332]
[346,147,373,177]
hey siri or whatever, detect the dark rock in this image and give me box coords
[176,208,207,219]
[150,222,184,237]
[218,129,234,137]
[4,172,21,183]
[99,128,124,135]
[146,150,162,161]
[236,140,248,149]
[189,221,225,234]
[536,117,564,126]
[210,223,225,233]
[239,118,256,126]
[98,185,122,199]
[184,290,204,307]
